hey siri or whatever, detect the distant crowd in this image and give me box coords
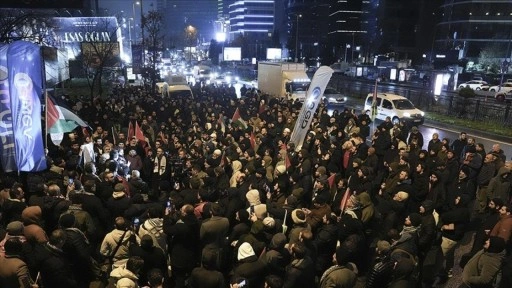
[1,82,512,288]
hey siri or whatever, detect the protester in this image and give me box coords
[0,84,509,288]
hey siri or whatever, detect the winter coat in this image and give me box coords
[30,242,78,287]
[283,256,316,288]
[138,218,167,253]
[21,206,48,244]
[0,255,33,288]
[462,249,505,287]
[188,266,225,288]
[488,167,511,202]
[164,214,200,269]
[319,264,357,288]
[490,214,512,242]
[100,228,137,268]
[231,254,267,288]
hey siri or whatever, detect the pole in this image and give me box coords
[295,14,300,63]
[344,45,348,62]
[140,0,144,67]
[351,32,355,63]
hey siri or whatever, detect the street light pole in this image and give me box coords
[295,14,301,63]
[344,44,350,63]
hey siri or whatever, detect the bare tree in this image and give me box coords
[0,9,57,45]
[142,10,164,92]
[73,17,121,100]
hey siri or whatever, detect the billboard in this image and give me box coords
[52,17,121,60]
[81,42,121,68]
[223,47,241,61]
[266,48,282,60]
[0,0,83,9]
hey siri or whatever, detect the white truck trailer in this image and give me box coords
[257,62,310,101]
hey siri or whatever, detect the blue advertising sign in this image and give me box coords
[7,41,47,172]
[0,44,16,172]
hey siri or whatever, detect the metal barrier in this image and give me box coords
[328,77,512,126]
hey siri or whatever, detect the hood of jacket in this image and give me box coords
[22,206,42,225]
[109,265,139,282]
[232,160,242,173]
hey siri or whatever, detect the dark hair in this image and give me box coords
[291,242,306,259]
[146,269,164,287]
[265,275,284,288]
[4,237,22,255]
[201,248,218,270]
[126,256,144,274]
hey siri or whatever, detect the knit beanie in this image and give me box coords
[246,189,261,205]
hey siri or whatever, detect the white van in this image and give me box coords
[168,84,194,98]
[364,93,424,125]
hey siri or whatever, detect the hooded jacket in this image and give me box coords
[109,265,139,288]
[462,236,506,287]
[21,206,48,244]
[488,167,511,201]
[230,160,243,187]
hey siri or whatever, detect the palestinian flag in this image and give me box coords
[47,94,88,145]
[231,108,247,129]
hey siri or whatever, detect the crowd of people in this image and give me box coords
[0,82,512,288]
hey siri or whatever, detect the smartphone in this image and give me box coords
[68,178,74,185]
[238,280,246,287]
[166,201,172,208]
[133,217,140,226]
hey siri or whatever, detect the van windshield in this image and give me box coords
[169,90,193,98]
[393,99,415,110]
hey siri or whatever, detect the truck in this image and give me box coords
[257,62,310,102]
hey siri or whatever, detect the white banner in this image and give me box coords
[290,66,333,150]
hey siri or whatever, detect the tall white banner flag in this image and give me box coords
[290,66,333,150]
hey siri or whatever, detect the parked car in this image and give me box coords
[495,90,512,102]
[364,93,424,125]
[322,87,347,106]
[489,83,512,92]
[458,80,489,91]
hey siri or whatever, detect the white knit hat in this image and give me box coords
[237,242,255,260]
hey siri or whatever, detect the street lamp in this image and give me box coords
[344,44,351,63]
[132,1,140,42]
[295,14,302,63]
[186,25,197,64]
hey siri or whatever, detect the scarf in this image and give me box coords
[153,155,166,175]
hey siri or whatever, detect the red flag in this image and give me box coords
[259,100,266,114]
[220,151,227,167]
[135,121,145,142]
[128,121,134,139]
[250,132,256,150]
[328,174,336,189]
[339,188,351,214]
[82,127,90,138]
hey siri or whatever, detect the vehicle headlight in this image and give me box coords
[343,97,347,101]
[420,112,425,116]
[226,76,232,82]
[206,80,211,85]
[403,112,411,117]
[329,97,335,102]
[235,76,240,81]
